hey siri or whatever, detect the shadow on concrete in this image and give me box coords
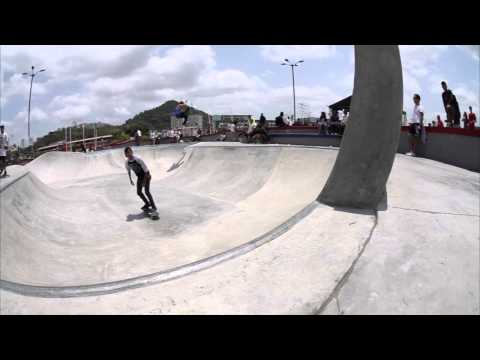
[167,160,184,172]
[126,212,148,222]
[376,192,388,211]
[332,206,375,216]
[167,152,186,172]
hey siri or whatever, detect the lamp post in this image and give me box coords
[22,66,46,155]
[281,59,304,124]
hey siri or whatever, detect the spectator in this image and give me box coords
[436,115,444,128]
[0,124,9,177]
[259,113,266,128]
[318,112,328,134]
[468,106,477,130]
[329,110,340,134]
[135,129,142,146]
[193,128,201,142]
[462,112,469,129]
[441,81,461,128]
[275,112,286,127]
[342,109,349,125]
[80,143,87,153]
[249,114,268,141]
[406,94,424,157]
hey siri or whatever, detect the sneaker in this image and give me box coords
[141,204,150,211]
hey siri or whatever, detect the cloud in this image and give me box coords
[53,105,91,121]
[1,73,48,106]
[456,45,480,60]
[399,45,448,78]
[260,45,337,62]
[14,107,48,123]
[454,86,479,110]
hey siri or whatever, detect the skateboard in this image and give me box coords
[143,209,159,220]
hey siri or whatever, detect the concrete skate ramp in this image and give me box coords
[0,143,338,294]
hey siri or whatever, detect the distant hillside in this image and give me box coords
[34,100,211,148]
[123,100,210,134]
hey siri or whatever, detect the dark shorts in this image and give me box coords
[408,123,420,137]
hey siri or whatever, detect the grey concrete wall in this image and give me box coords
[269,134,341,147]
[268,132,480,172]
[398,131,480,172]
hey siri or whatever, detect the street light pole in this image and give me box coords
[22,66,46,156]
[27,72,34,143]
[290,65,296,124]
[281,59,303,124]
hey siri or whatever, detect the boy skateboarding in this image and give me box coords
[124,146,158,215]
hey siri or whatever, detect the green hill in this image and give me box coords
[34,100,210,149]
[123,100,209,134]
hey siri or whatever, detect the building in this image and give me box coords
[212,115,252,130]
[171,114,204,130]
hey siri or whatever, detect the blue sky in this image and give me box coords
[1,45,479,144]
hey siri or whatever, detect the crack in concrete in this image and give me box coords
[335,297,345,315]
[314,212,379,315]
[391,206,479,217]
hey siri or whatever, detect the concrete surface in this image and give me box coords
[0,143,341,290]
[0,143,478,314]
[319,45,403,209]
[319,155,480,315]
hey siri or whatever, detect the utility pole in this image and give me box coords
[22,66,46,157]
[281,59,304,124]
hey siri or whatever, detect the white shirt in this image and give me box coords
[125,155,149,176]
[0,132,8,157]
[410,104,424,124]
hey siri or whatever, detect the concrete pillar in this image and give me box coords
[318,45,403,209]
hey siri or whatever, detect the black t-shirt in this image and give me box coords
[442,90,458,108]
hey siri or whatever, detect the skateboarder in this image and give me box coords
[124,146,157,212]
[0,125,9,177]
[174,101,191,126]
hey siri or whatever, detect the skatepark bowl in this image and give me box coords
[0,142,479,314]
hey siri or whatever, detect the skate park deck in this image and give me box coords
[0,143,478,314]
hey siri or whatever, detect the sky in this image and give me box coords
[1,45,479,144]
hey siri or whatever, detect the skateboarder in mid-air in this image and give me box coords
[174,101,191,126]
[124,146,157,213]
